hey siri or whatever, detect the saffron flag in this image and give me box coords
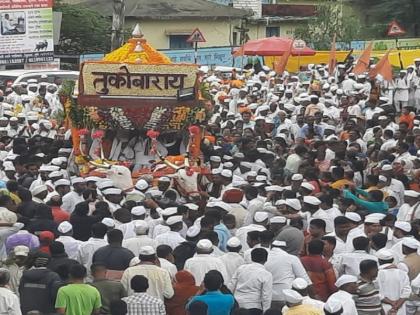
[369,50,393,81]
[353,42,373,75]
[328,34,337,75]
[274,40,294,75]
[233,46,244,57]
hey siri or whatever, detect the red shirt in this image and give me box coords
[51,206,70,224]
[300,255,337,301]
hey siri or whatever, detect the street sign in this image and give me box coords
[187,28,206,43]
[387,20,406,37]
[293,39,306,50]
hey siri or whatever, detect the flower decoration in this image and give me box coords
[92,130,105,139]
[188,125,200,135]
[78,128,89,136]
[146,130,160,139]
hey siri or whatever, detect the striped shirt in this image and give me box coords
[354,277,382,315]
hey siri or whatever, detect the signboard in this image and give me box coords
[387,20,406,37]
[293,39,306,50]
[24,57,60,70]
[0,0,54,65]
[79,62,198,106]
[186,28,206,43]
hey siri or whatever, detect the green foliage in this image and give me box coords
[294,2,360,50]
[54,0,111,54]
[352,0,420,37]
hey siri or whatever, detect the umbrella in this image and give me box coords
[233,37,315,57]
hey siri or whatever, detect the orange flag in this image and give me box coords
[369,50,393,81]
[233,45,244,57]
[274,39,294,75]
[353,41,373,75]
[328,34,337,74]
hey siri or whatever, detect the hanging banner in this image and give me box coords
[0,0,54,65]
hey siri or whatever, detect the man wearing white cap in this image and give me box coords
[116,206,147,240]
[220,237,245,283]
[328,275,358,315]
[235,212,267,251]
[122,220,157,256]
[281,278,325,314]
[376,249,411,315]
[155,215,185,250]
[401,238,420,281]
[282,289,322,315]
[302,196,333,234]
[56,221,82,260]
[265,239,311,308]
[397,190,420,222]
[390,221,414,262]
[61,177,86,213]
[30,185,48,203]
[184,239,228,286]
[102,188,124,213]
[120,246,173,299]
[381,165,405,207]
[243,186,265,226]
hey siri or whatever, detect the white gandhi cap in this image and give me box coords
[324,298,343,313]
[226,237,241,248]
[283,289,303,304]
[197,239,213,250]
[291,278,308,290]
[335,275,358,288]
[58,221,73,234]
[139,246,156,256]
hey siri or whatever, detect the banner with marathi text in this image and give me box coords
[0,0,54,65]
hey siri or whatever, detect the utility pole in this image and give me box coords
[111,0,125,50]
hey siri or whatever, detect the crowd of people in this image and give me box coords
[0,57,419,315]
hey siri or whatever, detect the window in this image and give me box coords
[169,35,193,49]
[266,26,280,37]
[233,32,238,46]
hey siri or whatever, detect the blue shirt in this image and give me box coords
[214,223,231,252]
[188,291,235,315]
[298,124,324,138]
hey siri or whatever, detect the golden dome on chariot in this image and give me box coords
[102,24,171,64]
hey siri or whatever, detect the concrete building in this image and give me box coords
[79,0,317,49]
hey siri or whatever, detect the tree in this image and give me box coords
[294,2,360,50]
[352,0,420,37]
[54,0,111,54]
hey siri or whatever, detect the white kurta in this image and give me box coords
[378,264,412,315]
[229,262,273,311]
[394,78,409,102]
[397,202,420,222]
[219,252,245,283]
[264,247,311,301]
[184,253,228,286]
[122,235,158,257]
[235,224,266,251]
[336,250,378,277]
[155,231,186,250]
[0,287,21,315]
[77,237,108,272]
[328,290,357,315]
[61,191,85,213]
[56,235,82,260]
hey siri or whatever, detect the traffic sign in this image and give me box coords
[293,39,306,50]
[387,20,406,37]
[186,28,206,43]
